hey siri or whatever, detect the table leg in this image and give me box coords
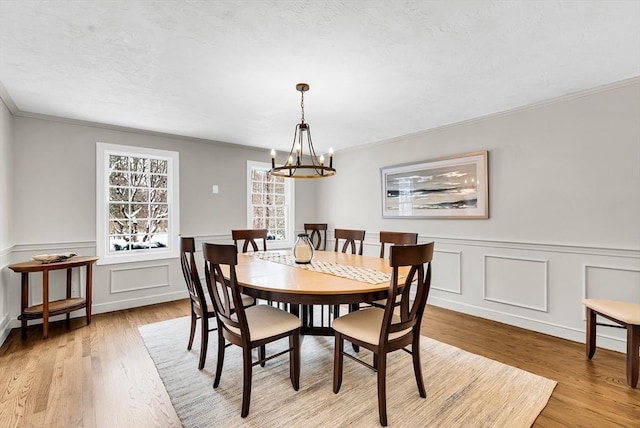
[66,268,72,326]
[86,263,93,325]
[42,271,49,339]
[21,273,28,339]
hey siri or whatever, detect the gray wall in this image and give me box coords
[317,78,640,352]
[1,79,638,352]
[0,100,13,342]
[1,116,317,340]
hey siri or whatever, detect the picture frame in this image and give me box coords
[381,151,488,219]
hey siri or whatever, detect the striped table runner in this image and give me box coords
[251,251,391,284]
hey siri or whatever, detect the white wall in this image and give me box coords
[0,100,13,344]
[2,117,317,340]
[317,79,640,352]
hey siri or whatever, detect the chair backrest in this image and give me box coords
[202,243,248,336]
[379,231,419,258]
[232,229,268,253]
[334,228,366,255]
[380,242,434,344]
[180,236,208,313]
[304,223,328,251]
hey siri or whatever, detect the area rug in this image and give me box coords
[138,317,556,427]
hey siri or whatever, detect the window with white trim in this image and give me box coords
[96,143,180,264]
[247,161,294,249]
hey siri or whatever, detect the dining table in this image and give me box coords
[229,250,404,336]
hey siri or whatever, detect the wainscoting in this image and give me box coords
[1,234,638,353]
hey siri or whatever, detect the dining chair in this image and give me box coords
[334,228,366,255]
[371,231,419,308]
[232,228,287,311]
[379,231,418,258]
[304,223,328,251]
[180,237,255,370]
[303,228,367,330]
[332,242,435,426]
[202,243,301,418]
[232,229,268,253]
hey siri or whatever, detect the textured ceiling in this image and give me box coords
[1,0,639,154]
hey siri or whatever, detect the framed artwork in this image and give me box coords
[381,151,488,219]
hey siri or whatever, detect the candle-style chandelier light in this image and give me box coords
[269,83,336,178]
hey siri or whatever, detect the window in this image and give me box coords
[96,143,180,264]
[247,161,294,249]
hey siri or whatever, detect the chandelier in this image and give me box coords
[269,83,336,178]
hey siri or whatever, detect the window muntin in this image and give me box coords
[97,143,179,264]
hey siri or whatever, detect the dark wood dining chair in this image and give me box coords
[180,237,254,370]
[180,236,217,370]
[232,228,287,310]
[334,228,366,255]
[371,231,419,308]
[232,229,268,253]
[379,231,418,258]
[202,243,301,418]
[332,242,435,426]
[304,223,328,251]
[302,228,367,339]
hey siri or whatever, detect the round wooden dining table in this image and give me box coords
[230,250,402,335]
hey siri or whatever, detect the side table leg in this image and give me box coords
[66,268,72,327]
[86,263,93,325]
[21,273,28,339]
[42,271,49,339]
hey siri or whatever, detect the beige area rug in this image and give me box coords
[138,317,556,427]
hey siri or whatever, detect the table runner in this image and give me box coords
[251,251,392,284]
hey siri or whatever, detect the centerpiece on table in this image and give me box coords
[293,233,314,264]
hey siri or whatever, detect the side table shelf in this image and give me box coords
[8,256,99,339]
[21,297,87,319]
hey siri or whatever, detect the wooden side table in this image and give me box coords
[8,256,99,339]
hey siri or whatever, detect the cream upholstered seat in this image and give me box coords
[332,242,435,426]
[228,305,302,340]
[180,237,255,370]
[582,298,640,388]
[582,299,640,324]
[203,242,301,418]
[332,309,411,345]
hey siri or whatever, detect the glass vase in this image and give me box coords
[293,233,314,264]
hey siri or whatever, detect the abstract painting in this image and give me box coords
[381,151,488,218]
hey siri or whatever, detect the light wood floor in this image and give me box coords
[0,300,638,427]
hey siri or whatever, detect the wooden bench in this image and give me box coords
[582,298,640,388]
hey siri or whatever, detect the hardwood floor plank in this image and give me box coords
[0,299,638,427]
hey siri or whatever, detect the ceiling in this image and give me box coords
[1,1,639,155]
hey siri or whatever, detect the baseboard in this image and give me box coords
[428,297,626,353]
[91,290,189,314]
[1,290,190,340]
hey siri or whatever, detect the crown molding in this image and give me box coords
[0,80,18,114]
